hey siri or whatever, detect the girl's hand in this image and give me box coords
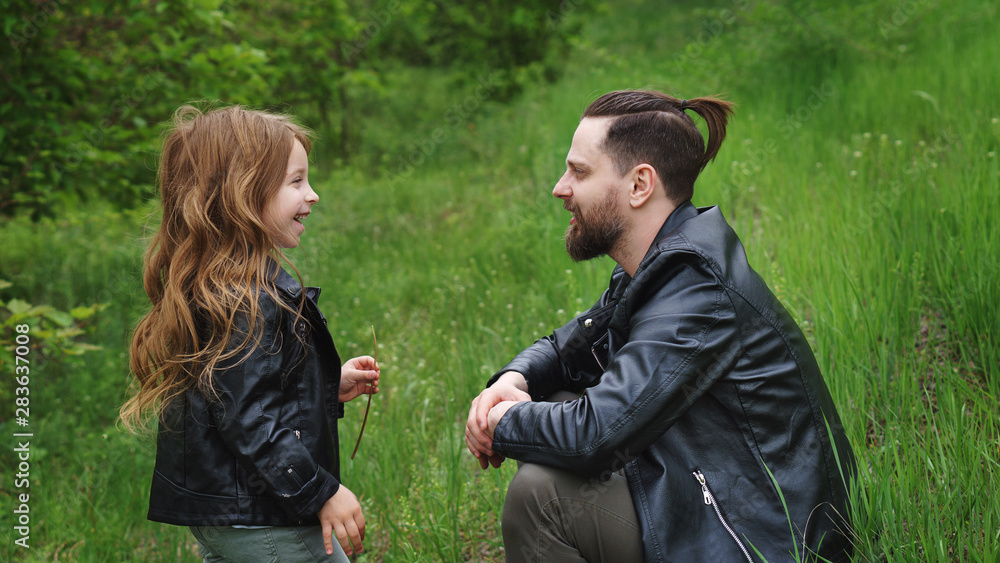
[340,356,379,402]
[318,485,366,557]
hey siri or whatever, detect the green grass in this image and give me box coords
[2,0,998,560]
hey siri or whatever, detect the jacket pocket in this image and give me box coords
[276,463,307,496]
[692,470,755,562]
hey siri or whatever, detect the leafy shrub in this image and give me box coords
[1,0,588,219]
[0,279,105,419]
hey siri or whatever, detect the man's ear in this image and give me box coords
[628,164,657,209]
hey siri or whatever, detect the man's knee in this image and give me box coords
[503,463,560,524]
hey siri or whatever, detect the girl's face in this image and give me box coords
[265,139,318,248]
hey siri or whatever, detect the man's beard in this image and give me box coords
[564,190,626,262]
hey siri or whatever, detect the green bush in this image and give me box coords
[0,280,105,427]
[1,0,587,220]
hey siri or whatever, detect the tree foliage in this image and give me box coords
[0,0,584,219]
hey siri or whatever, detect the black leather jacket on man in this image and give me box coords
[148,264,345,527]
[489,202,855,562]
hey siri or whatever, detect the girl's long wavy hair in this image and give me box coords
[120,105,312,433]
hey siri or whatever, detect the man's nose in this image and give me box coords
[552,172,571,198]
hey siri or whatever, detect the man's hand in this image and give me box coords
[465,371,531,469]
[318,485,366,557]
[340,356,379,402]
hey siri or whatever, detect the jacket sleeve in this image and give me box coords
[208,292,340,518]
[491,251,742,477]
[487,288,619,400]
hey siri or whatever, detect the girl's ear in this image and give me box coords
[629,164,657,208]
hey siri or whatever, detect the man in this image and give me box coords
[465,90,855,562]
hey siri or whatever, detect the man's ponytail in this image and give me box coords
[679,96,735,172]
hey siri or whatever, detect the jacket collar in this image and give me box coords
[265,258,323,305]
[266,258,302,299]
[644,199,699,261]
[609,200,700,301]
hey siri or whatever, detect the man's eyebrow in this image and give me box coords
[566,158,589,170]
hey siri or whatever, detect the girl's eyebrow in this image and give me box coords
[286,166,307,177]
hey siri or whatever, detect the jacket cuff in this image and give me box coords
[285,466,341,517]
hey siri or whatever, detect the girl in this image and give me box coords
[121,105,378,561]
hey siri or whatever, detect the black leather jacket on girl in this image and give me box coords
[148,263,344,527]
[489,202,856,562]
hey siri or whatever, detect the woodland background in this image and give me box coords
[1,0,998,560]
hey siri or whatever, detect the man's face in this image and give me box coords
[553,117,628,262]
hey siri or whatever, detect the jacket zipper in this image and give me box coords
[590,347,606,371]
[590,332,609,371]
[692,471,754,562]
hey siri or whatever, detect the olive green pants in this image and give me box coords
[502,462,643,562]
[500,390,642,562]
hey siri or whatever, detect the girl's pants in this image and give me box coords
[190,525,351,562]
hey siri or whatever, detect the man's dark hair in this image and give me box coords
[583,90,735,203]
